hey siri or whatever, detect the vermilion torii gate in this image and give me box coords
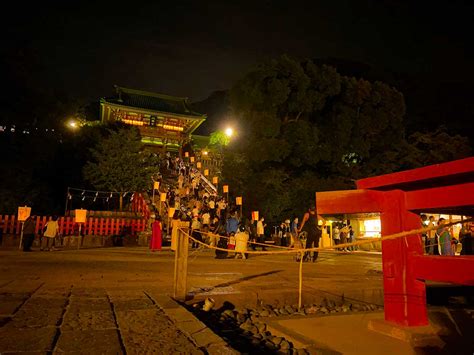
[316,157,474,327]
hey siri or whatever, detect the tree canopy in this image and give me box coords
[223,55,471,221]
[83,127,160,193]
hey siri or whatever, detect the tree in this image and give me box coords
[83,127,160,210]
[223,55,471,222]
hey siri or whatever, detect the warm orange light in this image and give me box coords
[236,197,242,205]
[212,176,218,184]
[223,185,229,193]
[197,162,202,169]
[204,169,209,176]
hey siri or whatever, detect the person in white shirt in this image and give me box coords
[43,216,59,251]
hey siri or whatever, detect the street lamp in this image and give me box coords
[225,127,234,137]
[68,120,78,129]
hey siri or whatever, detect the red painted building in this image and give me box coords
[100,86,206,151]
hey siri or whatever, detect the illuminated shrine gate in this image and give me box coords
[316,157,474,327]
[100,86,206,152]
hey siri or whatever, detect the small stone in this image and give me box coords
[260,310,270,317]
[222,309,234,318]
[342,305,350,312]
[255,322,266,333]
[249,326,259,334]
[251,338,261,346]
[253,334,263,340]
[236,313,247,323]
[335,306,342,312]
[265,340,276,349]
[352,303,362,310]
[319,307,329,314]
[330,309,337,313]
[279,308,289,315]
[250,315,260,323]
[280,340,291,350]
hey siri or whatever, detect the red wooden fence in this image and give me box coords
[0,215,147,236]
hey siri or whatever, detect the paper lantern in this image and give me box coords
[160,192,167,202]
[204,169,209,176]
[153,181,160,190]
[168,207,176,218]
[190,156,195,163]
[223,185,229,193]
[236,197,242,205]
[185,152,189,157]
[252,211,259,221]
[75,209,87,223]
[197,162,202,169]
[17,206,31,222]
[212,176,218,184]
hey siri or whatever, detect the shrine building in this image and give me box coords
[100,86,206,152]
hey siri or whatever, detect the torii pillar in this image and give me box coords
[316,157,474,327]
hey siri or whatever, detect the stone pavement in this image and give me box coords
[0,247,385,353]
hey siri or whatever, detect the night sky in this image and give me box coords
[3,1,473,116]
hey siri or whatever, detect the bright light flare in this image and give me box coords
[225,127,234,137]
[68,120,78,129]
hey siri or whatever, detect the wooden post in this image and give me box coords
[173,228,189,300]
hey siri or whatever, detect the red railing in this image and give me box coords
[0,215,147,236]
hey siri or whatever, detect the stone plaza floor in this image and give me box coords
[0,247,470,354]
[0,247,384,353]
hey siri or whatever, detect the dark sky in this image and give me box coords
[3,0,473,103]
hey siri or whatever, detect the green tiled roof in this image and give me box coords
[102,86,205,118]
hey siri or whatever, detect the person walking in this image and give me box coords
[22,215,36,252]
[256,217,267,250]
[298,206,322,262]
[43,216,59,251]
[459,221,473,255]
[150,216,162,252]
[170,211,181,251]
[234,224,249,259]
[427,216,437,255]
[333,225,340,249]
[437,218,454,256]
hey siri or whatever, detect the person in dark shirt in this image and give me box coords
[22,215,36,252]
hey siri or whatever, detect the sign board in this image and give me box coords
[212,176,218,184]
[75,209,87,223]
[160,192,167,202]
[168,207,176,218]
[190,156,195,163]
[236,196,242,205]
[197,162,202,169]
[204,169,209,176]
[252,211,259,221]
[223,185,229,193]
[185,152,189,157]
[17,206,31,222]
[153,181,160,190]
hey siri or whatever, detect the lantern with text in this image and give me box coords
[153,181,160,190]
[197,162,202,169]
[252,211,259,221]
[204,169,209,176]
[17,205,31,250]
[223,185,229,193]
[190,156,195,163]
[212,176,218,185]
[168,207,176,218]
[160,193,167,202]
[17,206,31,222]
[185,152,189,158]
[75,209,87,249]
[236,197,242,205]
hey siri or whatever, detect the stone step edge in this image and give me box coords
[150,294,238,355]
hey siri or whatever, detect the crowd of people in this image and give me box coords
[420,214,473,256]
[151,153,474,259]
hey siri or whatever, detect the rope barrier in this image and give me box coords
[179,217,473,255]
[175,217,472,310]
